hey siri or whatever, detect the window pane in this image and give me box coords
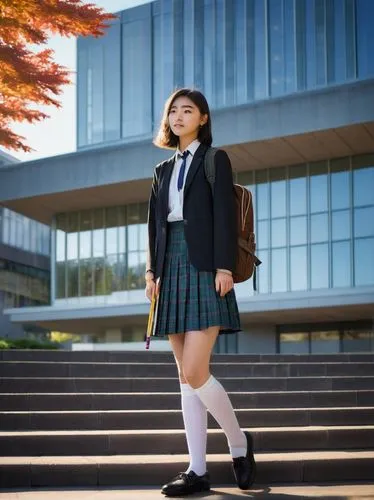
[122,16,152,137]
[289,176,307,216]
[67,233,78,261]
[56,262,66,299]
[315,0,326,86]
[311,331,340,354]
[284,0,296,93]
[353,165,374,207]
[332,241,351,288]
[310,173,328,213]
[311,243,329,289]
[93,209,104,257]
[332,210,350,240]
[271,248,287,292]
[94,258,105,295]
[311,213,328,243]
[356,0,374,78]
[271,218,286,247]
[128,252,140,289]
[257,220,269,249]
[128,225,138,252]
[290,216,307,246]
[354,207,374,238]
[354,238,374,286]
[280,333,309,354]
[80,259,93,296]
[254,0,268,100]
[106,227,117,255]
[256,182,269,220]
[105,254,119,293]
[56,229,66,262]
[139,224,148,252]
[342,328,374,352]
[67,260,79,297]
[290,246,307,291]
[257,249,269,294]
[271,181,286,218]
[331,171,350,210]
[268,0,284,96]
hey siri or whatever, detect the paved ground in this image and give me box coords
[1,484,374,500]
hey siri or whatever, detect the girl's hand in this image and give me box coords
[145,275,160,301]
[215,271,234,297]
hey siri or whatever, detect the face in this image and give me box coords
[168,96,208,140]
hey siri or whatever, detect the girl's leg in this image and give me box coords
[182,327,247,458]
[168,333,208,476]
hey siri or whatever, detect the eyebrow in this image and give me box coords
[170,104,194,110]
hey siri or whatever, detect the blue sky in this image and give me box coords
[9,0,151,163]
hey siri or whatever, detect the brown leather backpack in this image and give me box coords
[204,148,261,288]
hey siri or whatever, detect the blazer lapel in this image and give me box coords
[159,155,176,220]
[183,143,208,196]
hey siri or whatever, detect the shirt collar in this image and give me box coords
[176,139,201,158]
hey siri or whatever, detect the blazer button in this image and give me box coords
[162,226,166,234]
[183,219,188,225]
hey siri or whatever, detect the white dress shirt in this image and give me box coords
[167,139,201,222]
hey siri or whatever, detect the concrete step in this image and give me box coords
[1,451,374,488]
[1,375,374,393]
[1,426,373,457]
[2,406,374,431]
[1,350,374,363]
[2,483,374,499]
[2,390,374,411]
[3,361,374,378]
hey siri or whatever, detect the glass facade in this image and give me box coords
[237,153,374,294]
[0,208,50,257]
[77,0,373,149]
[279,322,374,353]
[0,259,50,308]
[54,153,374,300]
[55,204,147,299]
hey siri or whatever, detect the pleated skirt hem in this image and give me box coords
[154,221,241,337]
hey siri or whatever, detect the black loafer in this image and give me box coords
[161,470,210,497]
[232,431,256,490]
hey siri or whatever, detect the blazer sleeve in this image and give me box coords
[146,166,159,273]
[213,149,237,271]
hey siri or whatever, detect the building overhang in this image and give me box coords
[1,80,374,224]
[4,287,374,335]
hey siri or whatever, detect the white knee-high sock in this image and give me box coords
[180,383,208,476]
[194,375,247,458]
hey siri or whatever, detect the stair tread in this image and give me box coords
[2,406,374,414]
[2,361,373,365]
[1,450,374,465]
[2,425,374,437]
[3,389,373,394]
[2,375,374,379]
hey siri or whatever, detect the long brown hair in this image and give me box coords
[153,88,213,149]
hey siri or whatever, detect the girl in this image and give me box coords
[145,88,256,497]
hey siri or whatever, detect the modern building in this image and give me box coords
[0,151,51,339]
[0,0,373,353]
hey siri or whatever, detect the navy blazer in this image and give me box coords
[147,143,237,280]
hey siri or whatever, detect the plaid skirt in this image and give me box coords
[155,221,241,337]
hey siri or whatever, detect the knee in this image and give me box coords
[182,363,208,389]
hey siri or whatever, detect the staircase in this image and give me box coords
[1,349,374,488]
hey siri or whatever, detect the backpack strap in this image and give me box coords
[204,147,218,195]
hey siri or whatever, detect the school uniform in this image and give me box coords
[147,140,240,336]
